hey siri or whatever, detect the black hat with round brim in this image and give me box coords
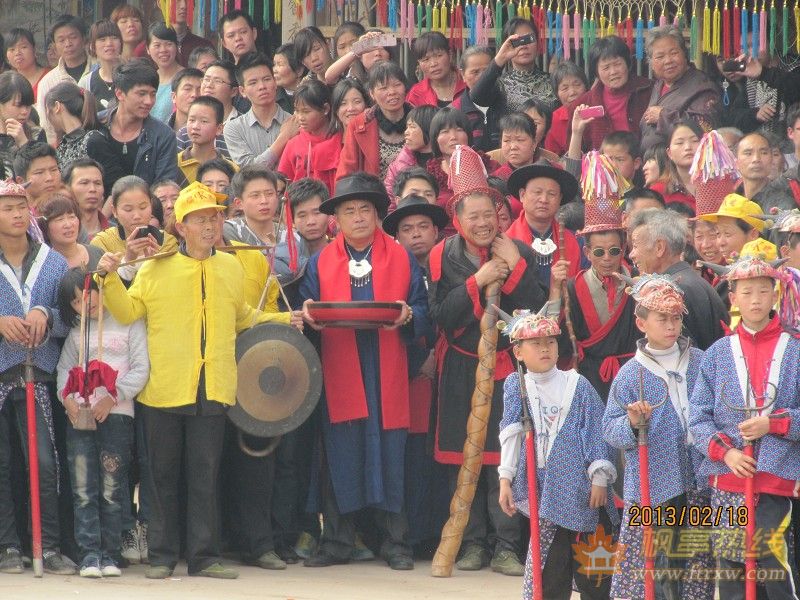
[506,163,580,205]
[382,195,449,237]
[319,175,390,216]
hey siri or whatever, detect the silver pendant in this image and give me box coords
[349,259,372,287]
[532,238,556,267]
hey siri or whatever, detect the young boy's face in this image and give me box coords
[780,235,800,269]
[788,118,800,153]
[716,216,757,260]
[635,310,682,350]
[601,143,640,182]
[236,177,279,223]
[513,337,558,373]
[187,103,222,146]
[24,156,61,203]
[293,196,328,242]
[0,196,30,238]
[730,277,777,328]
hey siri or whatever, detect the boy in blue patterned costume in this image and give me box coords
[498,306,618,600]
[690,257,800,600]
[603,274,714,600]
[0,179,73,574]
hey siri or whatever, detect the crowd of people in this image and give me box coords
[3,4,800,598]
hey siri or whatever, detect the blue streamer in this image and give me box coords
[197,0,205,33]
[555,8,562,57]
[388,0,398,30]
[317,0,325,10]
[466,3,476,46]
[750,7,758,56]
[741,7,748,55]
[547,8,555,54]
[647,18,655,30]
[210,0,218,31]
[635,17,644,60]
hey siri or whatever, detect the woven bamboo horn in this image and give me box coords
[432,281,501,577]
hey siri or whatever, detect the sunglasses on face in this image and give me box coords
[590,246,623,257]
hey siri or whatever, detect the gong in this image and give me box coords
[228,323,322,438]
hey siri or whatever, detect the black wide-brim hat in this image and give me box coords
[507,163,580,205]
[319,176,390,216]
[382,195,450,237]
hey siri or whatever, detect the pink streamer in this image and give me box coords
[401,0,407,43]
[573,12,581,50]
[659,14,667,25]
[562,13,571,59]
[759,8,767,54]
[407,0,415,43]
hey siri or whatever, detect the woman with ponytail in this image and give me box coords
[44,81,100,170]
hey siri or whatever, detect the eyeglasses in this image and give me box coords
[202,76,234,87]
[590,246,623,257]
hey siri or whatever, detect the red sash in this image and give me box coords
[573,270,634,382]
[318,229,411,428]
[505,214,581,278]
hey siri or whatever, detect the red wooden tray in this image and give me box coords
[307,301,403,329]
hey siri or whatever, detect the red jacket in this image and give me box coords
[649,180,696,213]
[277,129,342,196]
[406,74,467,107]
[543,105,570,156]
[567,75,653,151]
[336,107,380,181]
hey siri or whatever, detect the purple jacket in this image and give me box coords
[385,146,418,211]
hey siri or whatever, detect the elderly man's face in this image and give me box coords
[629,225,658,274]
[335,199,378,246]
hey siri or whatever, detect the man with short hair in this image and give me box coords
[86,60,178,190]
[390,167,439,211]
[224,165,281,246]
[63,158,109,240]
[12,142,61,213]
[299,173,429,570]
[150,180,181,223]
[218,10,259,65]
[383,194,447,269]
[223,53,299,168]
[173,0,214,66]
[629,208,728,349]
[168,68,203,132]
[784,105,800,170]
[735,132,772,206]
[36,15,94,144]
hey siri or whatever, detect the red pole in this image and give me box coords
[25,351,43,577]
[743,444,756,599]
[638,441,655,600]
[525,431,543,600]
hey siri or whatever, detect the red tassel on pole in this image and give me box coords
[723,1,731,57]
[186,0,194,33]
[733,1,741,56]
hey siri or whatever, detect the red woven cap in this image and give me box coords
[447,145,504,215]
[579,195,624,235]
[694,174,738,217]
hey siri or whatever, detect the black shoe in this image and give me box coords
[388,554,414,571]
[0,547,23,574]
[276,546,300,565]
[43,551,77,575]
[303,550,350,567]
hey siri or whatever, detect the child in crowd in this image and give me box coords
[499,307,618,598]
[690,257,800,599]
[177,95,238,187]
[604,274,714,600]
[56,269,149,578]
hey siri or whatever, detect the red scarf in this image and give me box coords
[317,229,411,429]
[505,213,581,278]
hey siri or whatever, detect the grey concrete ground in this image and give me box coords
[0,561,527,599]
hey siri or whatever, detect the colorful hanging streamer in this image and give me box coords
[713,1,721,55]
[751,2,759,56]
[741,1,748,55]
[723,0,731,58]
[689,130,740,183]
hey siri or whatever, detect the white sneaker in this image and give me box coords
[100,557,121,577]
[138,522,149,564]
[121,528,140,564]
[79,555,102,578]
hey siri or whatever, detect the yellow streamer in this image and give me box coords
[702,1,711,52]
[523,0,531,20]
[796,2,800,53]
[433,1,440,32]
[442,0,448,34]
[712,2,721,55]
[275,0,282,23]
[600,13,607,37]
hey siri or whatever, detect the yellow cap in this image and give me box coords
[739,238,778,261]
[174,181,227,223]
[698,193,766,232]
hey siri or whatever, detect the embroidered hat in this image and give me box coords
[770,208,800,233]
[578,150,630,235]
[0,178,27,199]
[448,145,505,215]
[495,304,561,340]
[722,256,785,282]
[689,130,740,217]
[739,238,778,262]
[622,273,687,315]
[697,193,767,232]
[174,181,227,223]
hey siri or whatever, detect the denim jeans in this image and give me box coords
[67,414,133,560]
[0,388,60,551]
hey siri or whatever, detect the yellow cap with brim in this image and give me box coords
[174,181,227,223]
[697,193,766,232]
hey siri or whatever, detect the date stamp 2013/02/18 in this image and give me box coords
[628,504,748,527]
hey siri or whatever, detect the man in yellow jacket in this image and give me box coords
[96,182,302,580]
